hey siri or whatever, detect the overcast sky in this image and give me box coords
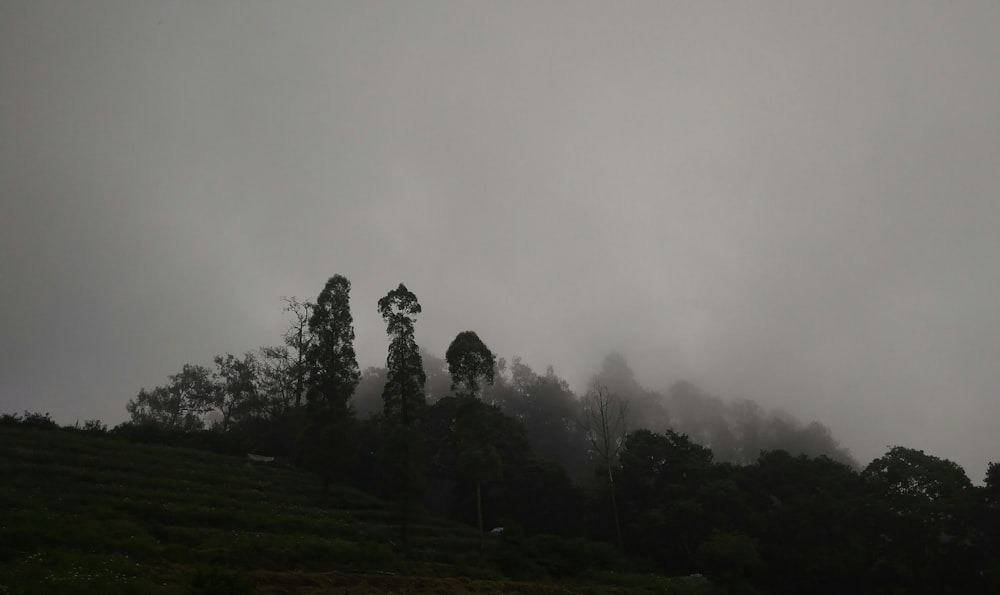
[3,1,999,479]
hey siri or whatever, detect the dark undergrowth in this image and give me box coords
[0,426,718,594]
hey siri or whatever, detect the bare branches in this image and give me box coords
[583,381,628,556]
[583,382,628,473]
[281,296,315,407]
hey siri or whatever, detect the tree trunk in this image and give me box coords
[609,470,624,556]
[477,481,484,555]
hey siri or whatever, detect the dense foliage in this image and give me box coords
[7,274,998,593]
[2,424,698,594]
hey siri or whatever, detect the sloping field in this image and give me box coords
[0,426,714,594]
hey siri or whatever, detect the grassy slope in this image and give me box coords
[0,426,714,594]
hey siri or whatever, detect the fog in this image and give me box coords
[3,2,1000,479]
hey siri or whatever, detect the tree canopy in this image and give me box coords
[306,275,360,414]
[445,331,496,398]
[378,284,426,427]
[105,275,1000,593]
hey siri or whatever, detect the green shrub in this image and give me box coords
[82,420,108,433]
[0,412,58,429]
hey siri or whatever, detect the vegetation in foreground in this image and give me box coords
[6,274,1000,593]
[0,424,716,594]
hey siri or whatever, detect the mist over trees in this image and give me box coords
[107,274,1000,592]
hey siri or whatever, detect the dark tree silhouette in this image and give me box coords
[210,351,262,431]
[306,276,360,414]
[299,275,360,499]
[378,283,427,544]
[445,331,500,551]
[281,297,315,408]
[378,284,426,426]
[863,446,976,593]
[445,331,495,398]
[126,363,214,431]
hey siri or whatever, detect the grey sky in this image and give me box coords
[3,1,999,479]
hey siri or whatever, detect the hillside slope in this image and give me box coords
[0,426,715,594]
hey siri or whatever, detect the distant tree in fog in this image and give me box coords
[210,351,262,431]
[484,357,591,484]
[126,363,214,431]
[583,382,628,555]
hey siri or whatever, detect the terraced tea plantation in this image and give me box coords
[0,426,716,594]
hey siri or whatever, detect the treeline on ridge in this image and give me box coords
[21,274,997,593]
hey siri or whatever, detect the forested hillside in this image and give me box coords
[1,423,708,594]
[5,275,999,593]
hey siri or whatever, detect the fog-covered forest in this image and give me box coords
[70,275,995,593]
[6,3,1000,591]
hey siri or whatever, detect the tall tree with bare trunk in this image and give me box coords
[584,382,628,555]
